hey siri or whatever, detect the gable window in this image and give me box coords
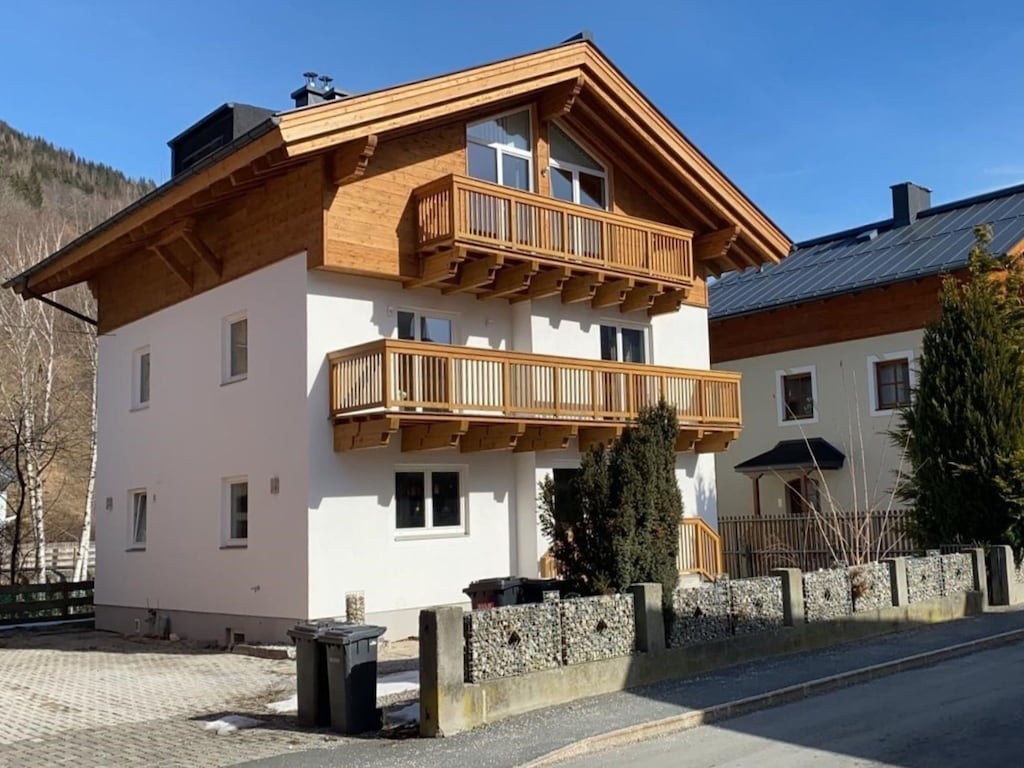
[869,353,913,414]
[395,467,465,534]
[223,313,247,384]
[223,477,249,546]
[777,366,817,424]
[600,325,648,364]
[548,123,607,210]
[129,489,147,549]
[132,346,151,410]
[466,109,533,191]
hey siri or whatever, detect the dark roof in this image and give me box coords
[733,438,846,474]
[710,183,1024,319]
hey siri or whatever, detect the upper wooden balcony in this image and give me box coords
[328,339,741,453]
[411,175,695,313]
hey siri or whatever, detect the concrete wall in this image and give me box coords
[94,253,310,638]
[714,329,923,519]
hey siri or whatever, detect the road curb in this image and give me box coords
[519,626,1024,767]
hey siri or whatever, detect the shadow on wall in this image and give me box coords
[420,548,1013,767]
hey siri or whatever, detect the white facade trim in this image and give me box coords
[775,364,819,426]
[393,463,469,539]
[221,311,248,385]
[222,476,249,548]
[130,346,151,411]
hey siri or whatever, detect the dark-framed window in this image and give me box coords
[875,358,911,411]
[781,372,814,421]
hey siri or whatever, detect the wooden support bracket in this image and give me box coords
[460,423,526,453]
[181,229,222,277]
[407,249,467,288]
[333,417,399,452]
[148,243,192,290]
[578,425,623,453]
[694,225,741,270]
[515,266,569,302]
[443,255,504,294]
[513,425,578,453]
[561,274,603,304]
[483,260,541,299]
[648,289,691,317]
[675,429,704,453]
[331,134,379,185]
[539,74,586,121]
[591,278,634,309]
[402,420,469,452]
[620,283,662,314]
[694,430,739,454]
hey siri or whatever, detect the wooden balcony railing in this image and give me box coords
[415,174,695,286]
[328,339,741,428]
[677,517,725,582]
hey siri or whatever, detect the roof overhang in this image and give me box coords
[734,438,845,475]
[5,40,790,298]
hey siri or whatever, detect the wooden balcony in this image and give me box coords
[328,339,741,453]
[411,174,695,314]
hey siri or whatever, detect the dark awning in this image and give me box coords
[734,438,845,474]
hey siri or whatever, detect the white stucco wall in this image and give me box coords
[714,329,925,520]
[94,253,310,621]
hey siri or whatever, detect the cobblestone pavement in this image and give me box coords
[0,628,352,767]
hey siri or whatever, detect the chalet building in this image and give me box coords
[5,38,788,640]
[710,181,1024,531]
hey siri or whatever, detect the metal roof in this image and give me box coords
[733,438,846,474]
[710,183,1024,320]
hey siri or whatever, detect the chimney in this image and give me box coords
[291,71,326,108]
[890,182,931,227]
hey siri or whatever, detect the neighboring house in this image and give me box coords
[709,181,1024,528]
[3,38,788,641]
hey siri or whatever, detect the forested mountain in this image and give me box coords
[0,119,155,581]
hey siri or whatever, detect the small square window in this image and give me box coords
[394,468,465,534]
[132,347,151,410]
[874,358,911,411]
[223,314,247,384]
[778,372,811,421]
[129,489,147,549]
[224,478,249,546]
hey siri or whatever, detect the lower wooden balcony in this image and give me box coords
[411,174,695,315]
[328,339,742,453]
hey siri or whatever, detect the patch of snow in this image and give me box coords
[266,695,298,714]
[377,669,419,697]
[203,715,263,735]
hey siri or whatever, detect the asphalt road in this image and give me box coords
[558,641,1024,768]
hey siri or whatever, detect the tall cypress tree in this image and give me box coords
[539,401,682,606]
[893,225,1024,547]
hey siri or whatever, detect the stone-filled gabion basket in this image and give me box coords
[906,556,944,604]
[463,602,561,683]
[560,594,635,665]
[850,562,893,613]
[803,568,853,622]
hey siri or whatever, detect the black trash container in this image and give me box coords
[287,622,331,727]
[520,578,571,603]
[319,624,387,734]
[463,576,525,609]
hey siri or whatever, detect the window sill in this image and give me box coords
[130,404,150,413]
[221,375,248,387]
[779,416,819,427]
[220,542,248,549]
[126,546,146,552]
[394,528,467,542]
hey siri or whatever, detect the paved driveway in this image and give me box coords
[0,628,348,767]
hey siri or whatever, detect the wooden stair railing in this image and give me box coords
[677,517,724,582]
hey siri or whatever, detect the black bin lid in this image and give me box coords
[319,624,387,644]
[465,576,525,590]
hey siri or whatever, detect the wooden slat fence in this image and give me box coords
[719,511,917,578]
[10,541,96,574]
[0,580,95,627]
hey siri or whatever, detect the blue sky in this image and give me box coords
[3,1,1024,242]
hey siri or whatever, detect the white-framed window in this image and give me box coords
[466,107,533,191]
[131,346,151,410]
[394,466,466,536]
[128,489,147,549]
[222,312,248,384]
[868,351,914,415]
[776,365,818,425]
[599,324,649,364]
[222,477,249,547]
[548,122,608,210]
[395,309,455,344]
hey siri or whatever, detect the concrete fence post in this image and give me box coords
[881,557,909,608]
[419,606,466,737]
[965,547,988,607]
[628,583,665,654]
[987,545,1017,607]
[771,568,804,626]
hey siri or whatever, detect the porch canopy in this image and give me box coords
[733,438,845,475]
